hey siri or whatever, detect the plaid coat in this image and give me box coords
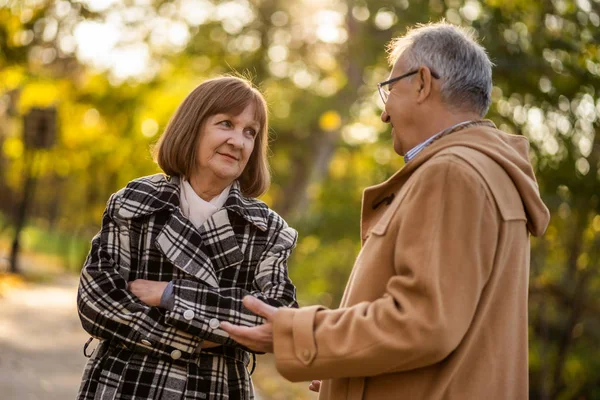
[77,174,298,400]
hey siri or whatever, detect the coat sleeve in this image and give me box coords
[163,222,298,346]
[272,156,500,381]
[77,193,203,358]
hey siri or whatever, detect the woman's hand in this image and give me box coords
[128,280,223,349]
[200,340,221,349]
[128,279,168,307]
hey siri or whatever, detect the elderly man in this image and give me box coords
[222,22,550,399]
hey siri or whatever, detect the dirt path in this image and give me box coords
[0,273,316,400]
[0,275,88,400]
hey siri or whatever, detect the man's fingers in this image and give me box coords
[242,296,276,320]
[220,322,274,353]
[220,322,242,339]
[220,322,257,338]
[220,321,238,335]
[309,380,321,392]
[220,321,253,339]
[220,322,253,348]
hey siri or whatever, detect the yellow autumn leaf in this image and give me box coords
[319,110,342,132]
[2,137,24,159]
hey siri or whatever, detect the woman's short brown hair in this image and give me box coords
[153,76,270,198]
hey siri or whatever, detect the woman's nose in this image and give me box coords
[227,132,244,149]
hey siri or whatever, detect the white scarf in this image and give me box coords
[179,179,231,229]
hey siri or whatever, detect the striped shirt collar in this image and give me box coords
[404,120,493,164]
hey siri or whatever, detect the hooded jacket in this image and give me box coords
[272,122,550,400]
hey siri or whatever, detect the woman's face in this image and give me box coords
[193,102,259,187]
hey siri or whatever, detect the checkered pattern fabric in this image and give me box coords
[77,174,298,399]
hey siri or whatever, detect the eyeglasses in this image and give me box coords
[377,69,441,104]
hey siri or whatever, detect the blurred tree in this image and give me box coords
[473,2,600,398]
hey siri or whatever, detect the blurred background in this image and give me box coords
[0,0,599,399]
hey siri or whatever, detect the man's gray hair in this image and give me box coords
[387,22,493,117]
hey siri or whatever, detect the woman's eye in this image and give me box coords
[245,128,257,137]
[219,120,233,128]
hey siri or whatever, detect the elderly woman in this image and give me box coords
[76,76,298,400]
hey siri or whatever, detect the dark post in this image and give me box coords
[9,107,57,274]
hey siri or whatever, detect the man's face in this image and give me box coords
[380,58,416,156]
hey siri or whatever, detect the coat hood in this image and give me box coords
[369,121,550,237]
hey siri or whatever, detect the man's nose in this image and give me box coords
[381,110,391,123]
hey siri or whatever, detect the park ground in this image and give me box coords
[0,250,316,400]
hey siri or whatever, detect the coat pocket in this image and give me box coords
[92,347,131,400]
[77,341,110,400]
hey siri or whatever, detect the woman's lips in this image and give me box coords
[218,152,238,161]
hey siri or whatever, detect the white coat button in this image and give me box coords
[183,310,195,320]
[209,318,220,329]
[170,350,182,360]
[140,339,152,346]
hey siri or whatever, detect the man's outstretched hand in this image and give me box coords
[309,380,321,393]
[220,296,277,353]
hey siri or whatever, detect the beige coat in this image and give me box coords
[273,123,550,399]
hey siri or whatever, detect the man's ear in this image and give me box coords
[416,66,433,104]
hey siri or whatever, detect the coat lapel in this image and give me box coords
[197,208,244,273]
[154,207,219,288]
[223,182,269,232]
[118,175,265,286]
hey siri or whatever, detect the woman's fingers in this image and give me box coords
[128,279,167,307]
